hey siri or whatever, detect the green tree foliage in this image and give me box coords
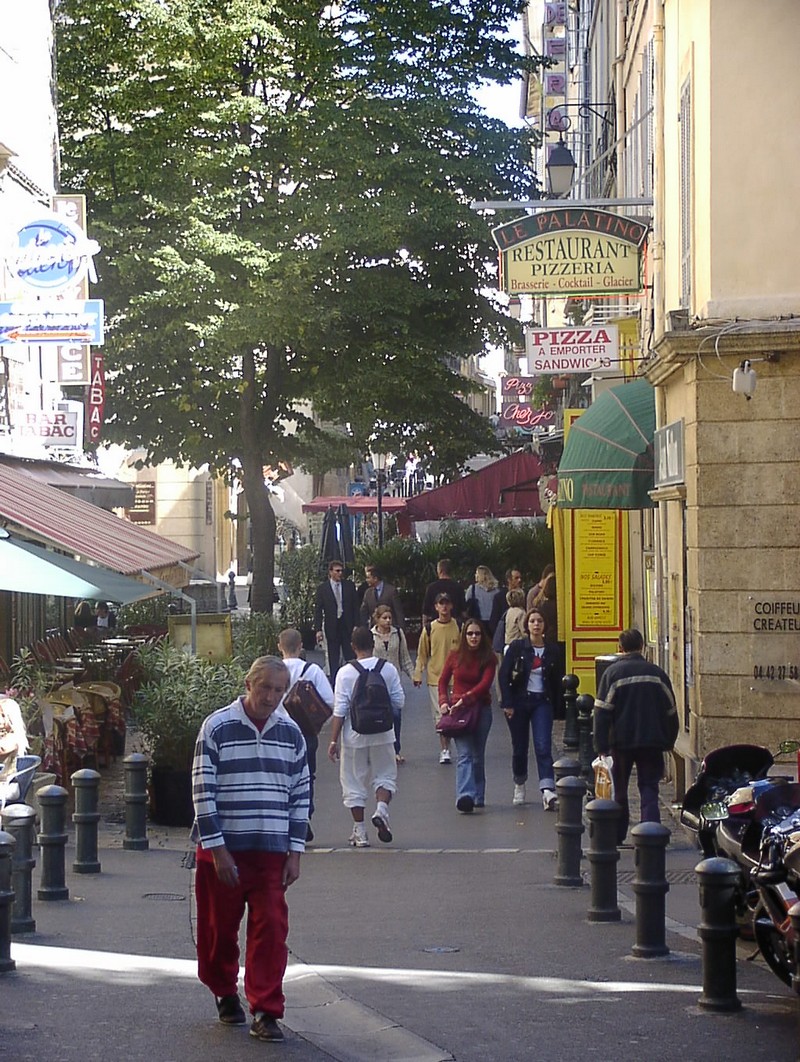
[55,0,540,609]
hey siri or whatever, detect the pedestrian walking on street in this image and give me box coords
[498,609,561,811]
[526,563,554,611]
[421,558,466,628]
[465,564,502,637]
[278,627,335,843]
[413,592,462,764]
[191,656,310,1043]
[438,621,496,813]
[371,604,413,763]
[593,628,679,844]
[360,564,405,629]
[328,626,404,847]
[314,560,359,682]
[489,567,524,637]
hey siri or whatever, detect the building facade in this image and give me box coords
[522,0,800,789]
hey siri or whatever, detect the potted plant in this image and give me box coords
[133,643,245,825]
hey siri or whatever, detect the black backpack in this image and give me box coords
[348,659,394,734]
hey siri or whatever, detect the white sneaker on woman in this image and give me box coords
[542,789,557,812]
[513,784,526,806]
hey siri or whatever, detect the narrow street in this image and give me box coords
[3,663,799,1061]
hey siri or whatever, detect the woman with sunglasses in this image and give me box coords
[438,622,497,813]
[498,608,561,811]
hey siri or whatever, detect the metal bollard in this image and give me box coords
[71,768,101,874]
[586,798,621,921]
[631,822,670,956]
[562,674,580,750]
[0,830,16,971]
[123,753,150,851]
[2,804,36,933]
[554,755,582,784]
[37,784,69,901]
[695,857,742,1011]
[554,776,586,887]
[576,694,595,786]
[789,902,800,998]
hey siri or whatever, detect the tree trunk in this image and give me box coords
[241,457,276,614]
[240,345,276,614]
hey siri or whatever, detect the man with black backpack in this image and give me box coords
[327,626,404,847]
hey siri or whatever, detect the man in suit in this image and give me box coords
[314,561,359,682]
[359,565,405,629]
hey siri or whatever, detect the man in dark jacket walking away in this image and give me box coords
[593,629,679,844]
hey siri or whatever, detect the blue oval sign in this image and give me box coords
[5,215,100,293]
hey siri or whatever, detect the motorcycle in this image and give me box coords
[744,782,800,989]
[681,741,800,944]
[680,741,798,859]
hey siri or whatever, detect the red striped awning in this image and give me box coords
[0,463,198,585]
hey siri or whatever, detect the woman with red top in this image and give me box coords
[438,621,497,814]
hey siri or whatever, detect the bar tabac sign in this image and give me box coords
[492,208,648,297]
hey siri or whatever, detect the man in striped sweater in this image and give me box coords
[192,655,310,1043]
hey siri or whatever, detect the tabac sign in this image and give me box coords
[492,209,648,297]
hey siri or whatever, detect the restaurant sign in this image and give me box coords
[492,209,648,297]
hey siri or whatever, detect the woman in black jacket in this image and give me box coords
[498,609,561,812]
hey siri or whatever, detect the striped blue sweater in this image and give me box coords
[191,697,310,853]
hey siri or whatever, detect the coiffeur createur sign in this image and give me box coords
[492,209,648,297]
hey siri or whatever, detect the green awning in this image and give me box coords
[0,530,157,603]
[557,378,655,509]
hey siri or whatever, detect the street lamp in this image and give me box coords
[546,139,577,197]
[368,448,392,547]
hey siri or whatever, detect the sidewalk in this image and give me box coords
[2,661,798,1062]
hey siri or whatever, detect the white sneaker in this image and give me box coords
[542,788,557,812]
[513,784,526,806]
[349,824,370,847]
[439,748,451,765]
[371,805,393,844]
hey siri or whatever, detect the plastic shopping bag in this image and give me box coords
[592,755,615,800]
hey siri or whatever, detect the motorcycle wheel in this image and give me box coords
[752,900,793,987]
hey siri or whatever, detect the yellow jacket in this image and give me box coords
[413,619,461,685]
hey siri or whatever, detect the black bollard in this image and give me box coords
[554,776,586,887]
[562,674,580,750]
[1,804,36,933]
[554,755,582,784]
[37,784,69,901]
[631,822,670,956]
[576,694,595,787]
[789,902,800,998]
[72,768,101,874]
[695,857,742,1012]
[0,830,16,971]
[586,798,621,921]
[123,753,150,851]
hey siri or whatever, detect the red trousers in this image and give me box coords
[195,848,289,1018]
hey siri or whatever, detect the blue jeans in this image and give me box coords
[453,705,493,805]
[505,693,554,791]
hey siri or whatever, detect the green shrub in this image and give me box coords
[278,545,319,632]
[354,521,554,616]
[133,642,245,770]
[231,612,281,667]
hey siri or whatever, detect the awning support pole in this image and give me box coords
[138,571,197,656]
[178,561,224,613]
